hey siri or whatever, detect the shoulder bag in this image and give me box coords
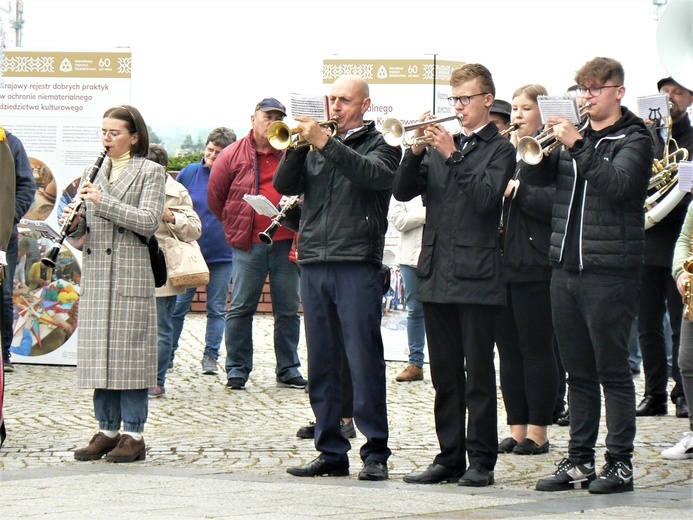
[163,222,209,289]
[134,232,167,288]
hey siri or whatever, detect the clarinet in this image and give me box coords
[258,195,301,245]
[41,148,108,268]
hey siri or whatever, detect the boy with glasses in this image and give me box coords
[528,57,653,494]
[395,63,515,487]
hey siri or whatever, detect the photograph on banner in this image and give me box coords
[1,48,131,365]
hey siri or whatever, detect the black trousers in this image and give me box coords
[423,302,497,471]
[638,264,684,402]
[496,281,558,426]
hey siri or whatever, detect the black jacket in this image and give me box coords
[501,160,555,283]
[643,113,693,267]
[273,121,402,266]
[394,122,516,305]
[524,106,653,275]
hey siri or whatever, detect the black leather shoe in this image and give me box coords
[498,437,519,453]
[358,460,388,481]
[557,410,570,427]
[458,463,495,487]
[403,463,465,484]
[513,438,550,455]
[286,457,349,477]
[636,395,668,416]
[675,396,689,418]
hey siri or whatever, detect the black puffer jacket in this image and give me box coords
[524,107,654,274]
[273,121,402,266]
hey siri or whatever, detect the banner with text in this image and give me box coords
[2,48,131,366]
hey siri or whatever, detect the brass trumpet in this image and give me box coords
[381,114,464,147]
[516,102,592,165]
[499,123,520,137]
[268,118,339,150]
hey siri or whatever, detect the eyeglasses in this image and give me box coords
[447,92,489,106]
[101,130,127,139]
[575,85,622,97]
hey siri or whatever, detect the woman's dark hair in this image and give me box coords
[103,105,149,157]
[147,144,169,168]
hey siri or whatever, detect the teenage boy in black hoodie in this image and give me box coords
[528,57,653,494]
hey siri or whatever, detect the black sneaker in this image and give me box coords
[3,358,14,373]
[277,376,308,389]
[588,454,634,494]
[536,458,596,491]
[226,377,246,390]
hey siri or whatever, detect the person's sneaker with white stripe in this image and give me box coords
[661,431,693,460]
[588,453,634,494]
[536,458,595,491]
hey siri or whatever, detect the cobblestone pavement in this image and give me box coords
[0,314,691,519]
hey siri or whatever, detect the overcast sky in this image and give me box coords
[13,0,680,135]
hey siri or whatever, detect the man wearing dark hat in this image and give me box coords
[636,76,693,419]
[490,99,512,135]
[208,98,306,391]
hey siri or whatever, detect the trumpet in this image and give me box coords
[258,195,301,245]
[41,148,108,268]
[499,123,520,137]
[268,118,339,150]
[516,102,592,165]
[381,114,464,148]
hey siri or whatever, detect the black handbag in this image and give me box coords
[135,232,167,288]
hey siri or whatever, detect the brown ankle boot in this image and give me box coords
[74,432,121,461]
[104,434,146,463]
[396,364,424,382]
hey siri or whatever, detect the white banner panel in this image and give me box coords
[3,48,131,366]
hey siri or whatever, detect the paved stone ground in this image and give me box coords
[0,313,691,518]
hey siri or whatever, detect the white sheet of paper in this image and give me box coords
[0,250,6,266]
[677,161,693,193]
[243,194,279,218]
[636,94,670,121]
[19,218,63,242]
[537,96,580,125]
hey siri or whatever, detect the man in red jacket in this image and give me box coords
[207,98,305,391]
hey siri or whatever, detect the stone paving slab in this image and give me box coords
[0,314,691,518]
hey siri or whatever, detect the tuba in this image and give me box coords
[646,0,693,230]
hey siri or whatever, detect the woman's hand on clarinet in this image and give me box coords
[60,202,81,232]
[79,181,102,205]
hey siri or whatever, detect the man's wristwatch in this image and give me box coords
[445,150,463,166]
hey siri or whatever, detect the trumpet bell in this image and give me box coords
[516,136,544,165]
[268,121,294,150]
[382,118,406,147]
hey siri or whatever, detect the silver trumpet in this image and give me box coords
[382,114,463,148]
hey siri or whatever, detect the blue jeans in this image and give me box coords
[551,270,638,464]
[156,295,177,386]
[93,389,149,433]
[225,240,301,383]
[171,261,233,361]
[2,236,18,358]
[399,264,425,367]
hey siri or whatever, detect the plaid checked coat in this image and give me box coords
[70,156,165,389]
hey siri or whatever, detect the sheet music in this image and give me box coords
[537,96,580,125]
[290,93,329,120]
[243,194,279,218]
[19,219,63,242]
[0,250,6,266]
[636,94,670,122]
[678,161,693,193]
